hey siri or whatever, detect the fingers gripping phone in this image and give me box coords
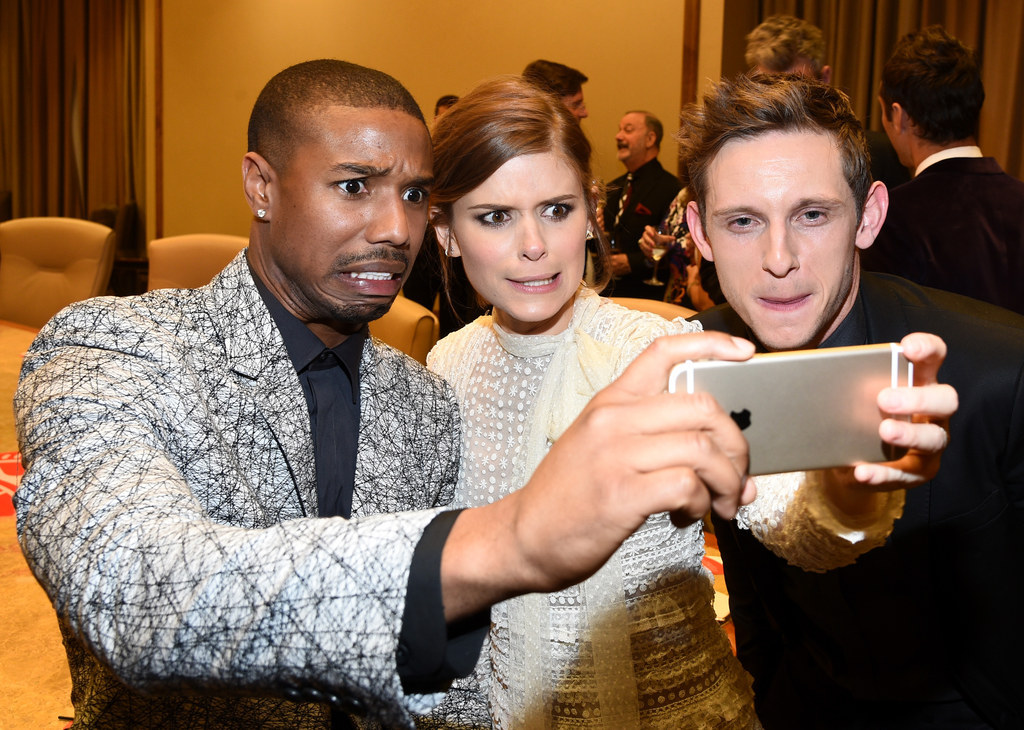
[668,343,914,475]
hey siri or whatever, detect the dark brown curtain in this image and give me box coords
[754,0,1024,179]
[0,0,144,252]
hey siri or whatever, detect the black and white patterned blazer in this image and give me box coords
[14,252,461,728]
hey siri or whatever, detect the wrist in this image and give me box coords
[440,495,538,621]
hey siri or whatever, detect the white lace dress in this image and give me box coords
[426,288,904,729]
[428,289,758,728]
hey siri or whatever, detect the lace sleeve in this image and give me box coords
[736,471,905,573]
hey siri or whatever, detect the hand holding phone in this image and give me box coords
[668,343,913,475]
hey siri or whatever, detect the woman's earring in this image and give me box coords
[257,209,267,219]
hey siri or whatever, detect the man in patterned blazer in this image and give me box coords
[13,60,760,728]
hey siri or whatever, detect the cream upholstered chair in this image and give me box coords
[611,297,698,321]
[147,234,249,291]
[368,295,439,365]
[0,217,116,328]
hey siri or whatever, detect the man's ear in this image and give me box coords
[820,65,833,85]
[889,102,913,134]
[855,181,889,251]
[685,200,714,261]
[242,152,274,219]
[431,214,461,257]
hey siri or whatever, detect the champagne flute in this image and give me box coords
[643,224,670,286]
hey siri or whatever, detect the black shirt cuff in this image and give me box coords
[397,509,489,694]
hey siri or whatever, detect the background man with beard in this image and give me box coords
[601,110,680,299]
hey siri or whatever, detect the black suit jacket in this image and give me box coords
[696,274,1024,729]
[865,129,910,191]
[603,157,680,299]
[863,157,1024,315]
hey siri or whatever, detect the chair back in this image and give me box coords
[0,217,116,328]
[611,297,698,320]
[368,295,439,365]
[147,234,249,291]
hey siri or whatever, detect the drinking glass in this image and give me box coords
[643,224,670,286]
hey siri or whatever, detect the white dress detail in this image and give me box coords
[736,471,905,573]
[429,289,759,729]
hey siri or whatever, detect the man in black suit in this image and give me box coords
[683,73,1024,728]
[601,110,680,299]
[862,26,1024,315]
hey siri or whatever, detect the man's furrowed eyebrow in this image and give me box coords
[328,164,433,189]
[328,162,391,177]
[408,174,434,189]
[710,205,760,219]
[793,196,846,210]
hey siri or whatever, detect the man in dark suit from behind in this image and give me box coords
[862,25,1024,315]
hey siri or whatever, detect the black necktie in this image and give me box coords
[614,172,633,228]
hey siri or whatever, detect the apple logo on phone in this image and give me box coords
[730,408,752,430]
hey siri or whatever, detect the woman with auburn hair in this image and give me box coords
[424,75,760,728]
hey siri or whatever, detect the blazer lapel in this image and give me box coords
[208,254,318,517]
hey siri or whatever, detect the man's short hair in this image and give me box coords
[434,94,460,116]
[880,25,984,145]
[522,59,588,97]
[627,110,664,149]
[247,59,425,170]
[678,74,870,225]
[745,14,827,78]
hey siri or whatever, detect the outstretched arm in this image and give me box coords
[440,332,756,621]
[739,333,959,573]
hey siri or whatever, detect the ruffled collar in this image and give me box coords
[490,287,620,445]
[492,286,604,359]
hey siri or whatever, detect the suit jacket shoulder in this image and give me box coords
[864,157,1024,314]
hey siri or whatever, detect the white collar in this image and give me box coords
[915,145,983,176]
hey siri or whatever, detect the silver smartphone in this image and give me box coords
[668,343,913,475]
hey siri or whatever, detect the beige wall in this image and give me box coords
[151,0,709,239]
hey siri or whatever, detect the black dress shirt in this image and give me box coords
[250,266,486,712]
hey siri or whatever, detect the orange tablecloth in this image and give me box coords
[1,321,38,517]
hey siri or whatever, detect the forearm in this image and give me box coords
[439,493,534,622]
[738,470,904,572]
